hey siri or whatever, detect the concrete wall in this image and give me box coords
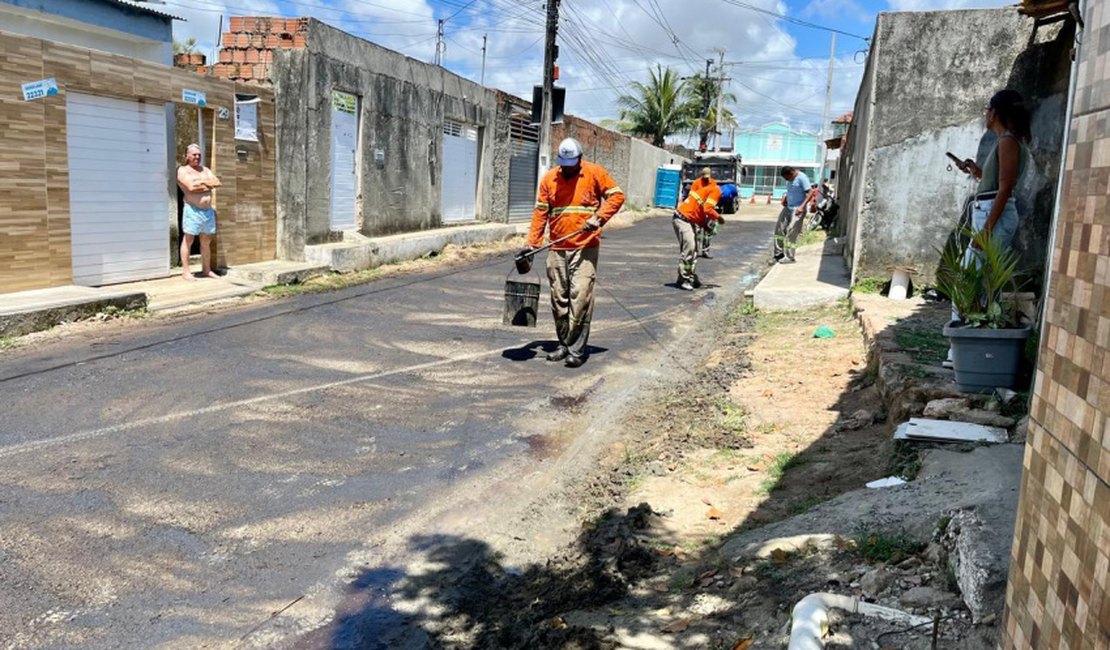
[838,8,1072,286]
[272,19,505,260]
[627,138,680,209]
[552,115,683,211]
[1002,3,1110,647]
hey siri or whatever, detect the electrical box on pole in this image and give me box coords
[530,86,565,126]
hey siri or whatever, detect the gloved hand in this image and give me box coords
[709,220,720,235]
[517,247,536,260]
[583,215,603,231]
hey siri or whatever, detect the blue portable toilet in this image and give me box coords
[654,165,681,208]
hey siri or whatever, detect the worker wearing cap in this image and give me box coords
[528,138,625,368]
[673,167,722,291]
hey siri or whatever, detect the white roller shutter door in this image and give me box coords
[441,119,479,223]
[66,93,169,285]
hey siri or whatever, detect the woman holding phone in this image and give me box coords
[943,89,1031,367]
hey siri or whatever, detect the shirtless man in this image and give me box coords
[176,144,222,280]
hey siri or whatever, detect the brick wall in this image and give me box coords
[1001,2,1110,647]
[0,30,277,292]
[212,16,307,83]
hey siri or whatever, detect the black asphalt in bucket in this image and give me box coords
[503,274,541,327]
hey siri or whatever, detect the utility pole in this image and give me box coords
[536,0,560,185]
[434,19,445,66]
[817,33,836,185]
[713,49,726,152]
[480,33,487,85]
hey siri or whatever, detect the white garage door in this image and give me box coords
[441,119,479,223]
[66,93,169,286]
[330,91,359,231]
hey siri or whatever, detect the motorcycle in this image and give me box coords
[805,182,839,232]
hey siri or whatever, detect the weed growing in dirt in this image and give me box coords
[263,268,385,297]
[851,276,887,294]
[0,336,16,351]
[754,451,803,496]
[894,329,949,365]
[795,228,826,248]
[668,571,696,591]
[100,305,148,320]
[737,302,759,316]
[891,443,925,480]
[717,403,749,434]
[852,531,924,563]
[895,363,931,379]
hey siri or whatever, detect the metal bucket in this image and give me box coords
[503,276,541,327]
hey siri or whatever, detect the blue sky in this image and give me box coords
[168,0,1010,134]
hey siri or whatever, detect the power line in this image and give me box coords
[719,0,871,41]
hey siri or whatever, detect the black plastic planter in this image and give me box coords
[942,321,1033,393]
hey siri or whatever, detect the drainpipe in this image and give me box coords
[788,592,931,650]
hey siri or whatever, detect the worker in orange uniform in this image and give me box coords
[673,167,722,290]
[528,138,625,368]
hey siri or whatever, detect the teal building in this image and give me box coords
[733,122,821,200]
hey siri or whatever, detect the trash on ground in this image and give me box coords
[813,325,836,338]
[866,476,908,489]
[893,418,1008,444]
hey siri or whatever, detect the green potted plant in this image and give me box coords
[935,228,1033,392]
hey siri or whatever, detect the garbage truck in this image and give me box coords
[681,152,743,214]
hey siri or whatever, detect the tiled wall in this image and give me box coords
[0,31,276,293]
[1002,2,1110,647]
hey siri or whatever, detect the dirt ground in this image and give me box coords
[367,298,1002,649]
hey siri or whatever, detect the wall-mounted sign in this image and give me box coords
[332,91,356,114]
[234,94,259,142]
[217,107,230,120]
[182,89,207,106]
[22,78,58,101]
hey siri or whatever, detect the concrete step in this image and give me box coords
[305,223,519,273]
[751,238,851,312]
[225,260,328,286]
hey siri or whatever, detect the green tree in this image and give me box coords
[614,65,693,148]
[682,73,738,149]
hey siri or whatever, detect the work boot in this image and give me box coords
[565,354,587,368]
[546,346,569,362]
[691,275,702,289]
[700,251,713,259]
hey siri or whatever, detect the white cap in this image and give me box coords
[556,138,583,166]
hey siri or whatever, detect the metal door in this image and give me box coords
[329,91,359,231]
[441,119,479,223]
[508,116,539,221]
[66,93,169,285]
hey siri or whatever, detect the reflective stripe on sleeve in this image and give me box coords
[604,186,624,196]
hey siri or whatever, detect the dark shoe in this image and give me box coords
[679,281,695,291]
[546,347,569,362]
[700,251,713,259]
[565,354,587,368]
[691,275,702,289]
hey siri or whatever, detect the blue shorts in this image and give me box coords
[183,204,216,236]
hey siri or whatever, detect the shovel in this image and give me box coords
[514,227,589,274]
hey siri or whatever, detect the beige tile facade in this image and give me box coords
[1002,2,1110,647]
[0,31,276,293]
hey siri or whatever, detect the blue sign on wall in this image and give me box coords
[22,78,58,101]
[182,89,207,106]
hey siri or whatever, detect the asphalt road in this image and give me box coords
[0,209,776,649]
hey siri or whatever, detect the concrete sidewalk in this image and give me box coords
[750,237,851,311]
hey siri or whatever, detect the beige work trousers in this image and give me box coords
[673,214,698,283]
[546,247,599,360]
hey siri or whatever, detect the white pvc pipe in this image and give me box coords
[889,268,910,300]
[788,592,932,650]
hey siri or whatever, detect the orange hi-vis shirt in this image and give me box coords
[528,161,625,250]
[676,177,721,228]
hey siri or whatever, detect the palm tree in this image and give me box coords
[682,73,738,149]
[615,65,693,148]
[173,37,197,55]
